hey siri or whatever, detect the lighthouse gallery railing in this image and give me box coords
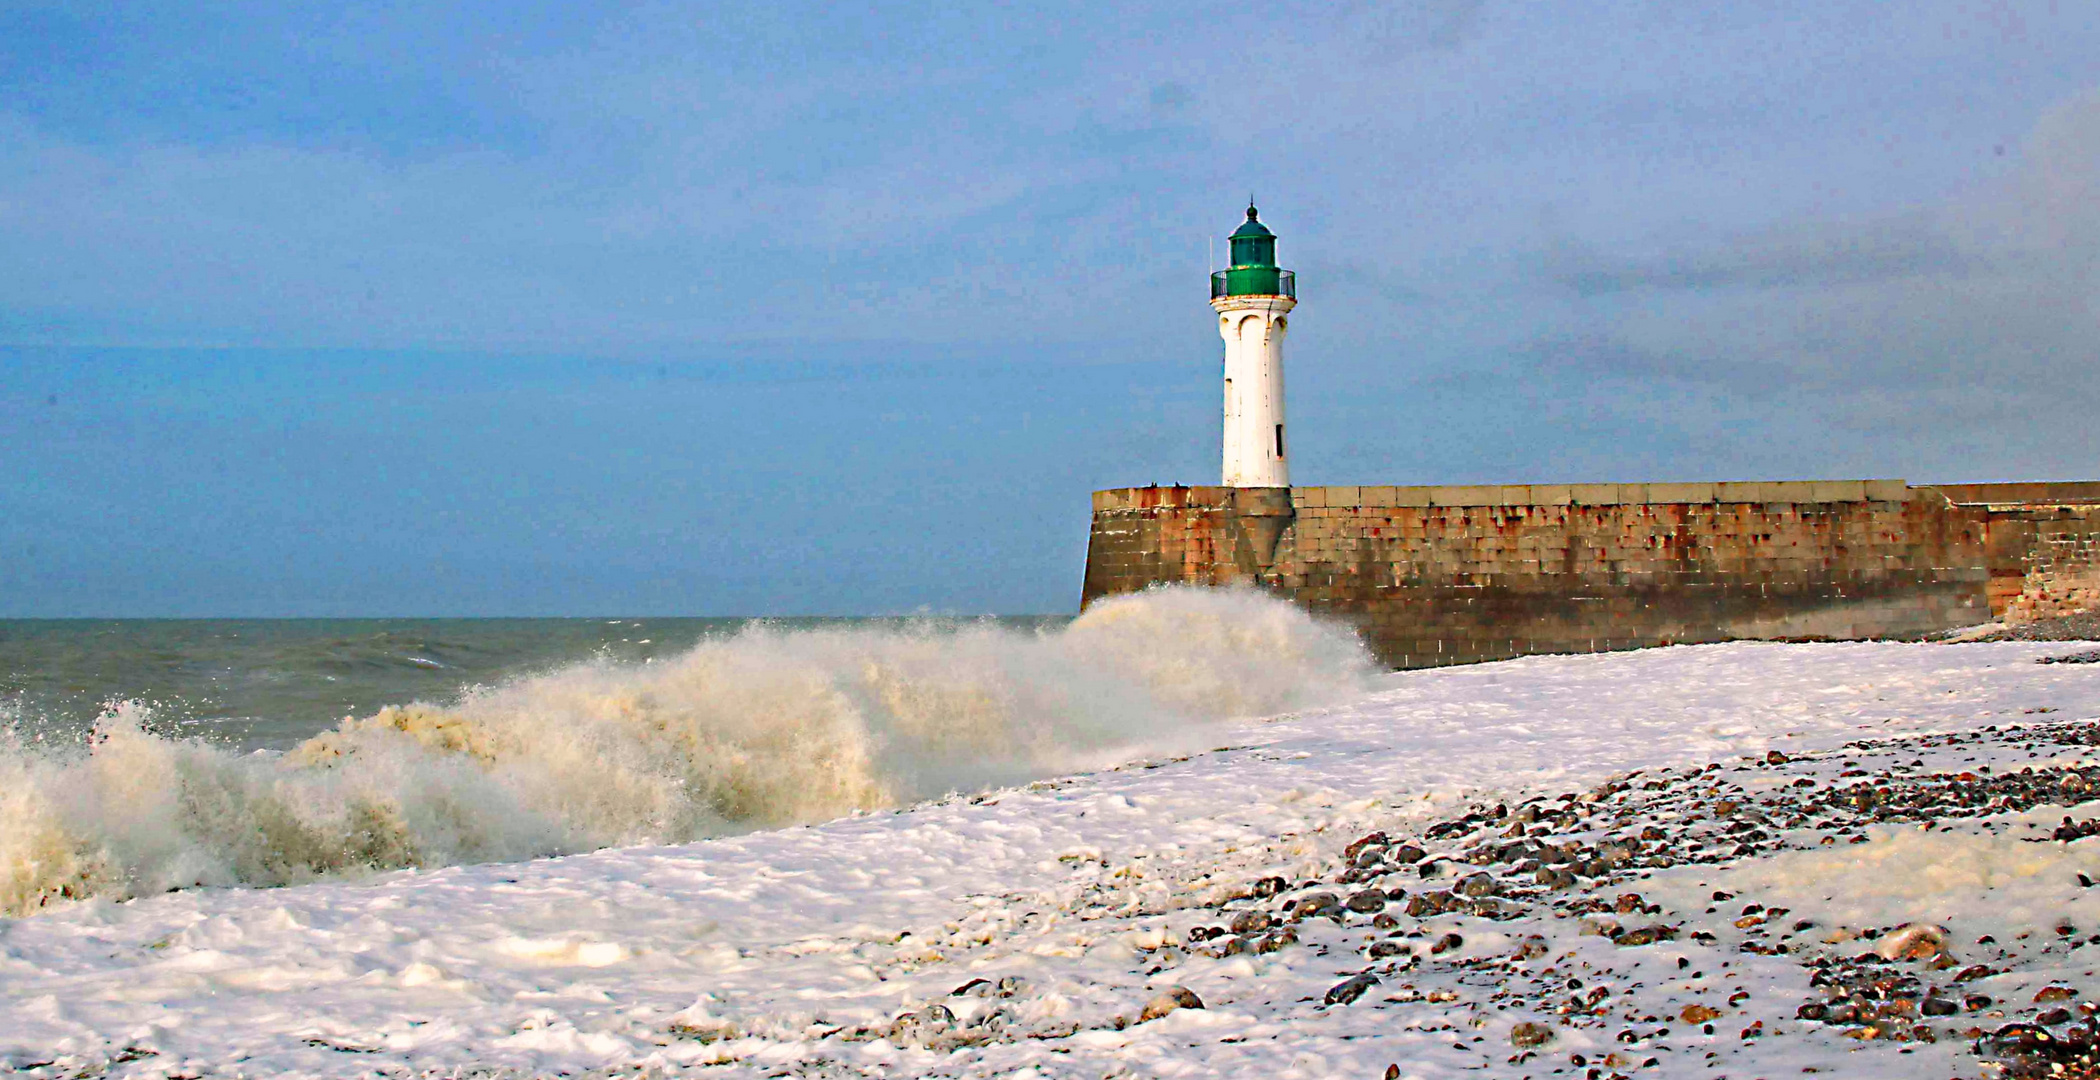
[1211,268,1295,299]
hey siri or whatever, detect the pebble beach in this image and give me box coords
[4,634,2099,1079]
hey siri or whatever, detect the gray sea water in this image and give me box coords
[0,616,1068,751]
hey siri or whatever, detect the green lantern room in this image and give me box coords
[1211,205,1295,299]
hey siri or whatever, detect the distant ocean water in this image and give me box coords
[0,616,1068,751]
[0,591,1377,916]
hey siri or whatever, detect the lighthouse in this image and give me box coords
[1212,204,1297,487]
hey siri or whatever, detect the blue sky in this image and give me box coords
[3,1,2096,615]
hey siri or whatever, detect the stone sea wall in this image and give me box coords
[1937,483,2100,623]
[1080,480,2099,669]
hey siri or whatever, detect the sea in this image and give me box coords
[0,591,1375,916]
[0,616,1066,751]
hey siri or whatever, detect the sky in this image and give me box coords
[2,0,2096,616]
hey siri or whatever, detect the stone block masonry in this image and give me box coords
[1936,483,2100,622]
[1080,480,2100,669]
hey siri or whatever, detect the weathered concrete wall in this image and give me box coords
[1939,483,2100,622]
[1081,480,2025,669]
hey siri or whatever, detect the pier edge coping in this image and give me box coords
[1091,480,1926,512]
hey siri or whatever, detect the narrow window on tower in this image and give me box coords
[1275,424,1285,458]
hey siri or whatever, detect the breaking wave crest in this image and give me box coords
[0,588,1373,916]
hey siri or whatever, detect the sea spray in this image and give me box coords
[0,588,1374,915]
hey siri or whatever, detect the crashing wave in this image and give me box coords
[0,587,1373,916]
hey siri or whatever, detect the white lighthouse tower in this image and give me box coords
[1212,204,1297,487]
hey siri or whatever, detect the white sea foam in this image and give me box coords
[0,588,1373,915]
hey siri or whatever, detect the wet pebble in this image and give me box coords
[1287,892,1341,921]
[1325,973,1379,1006]
[1138,986,1203,1022]
[1455,872,1497,898]
[1344,890,1387,913]
[1510,1021,1554,1048]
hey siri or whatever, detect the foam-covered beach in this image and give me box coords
[5,601,2099,1078]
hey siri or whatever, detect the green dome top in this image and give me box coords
[1229,204,1274,241]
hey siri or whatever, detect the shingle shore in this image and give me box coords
[615,649,2100,1080]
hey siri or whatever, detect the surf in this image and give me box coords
[0,588,1373,916]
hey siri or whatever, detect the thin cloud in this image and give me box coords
[1530,87,2100,407]
[1546,214,1976,296]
